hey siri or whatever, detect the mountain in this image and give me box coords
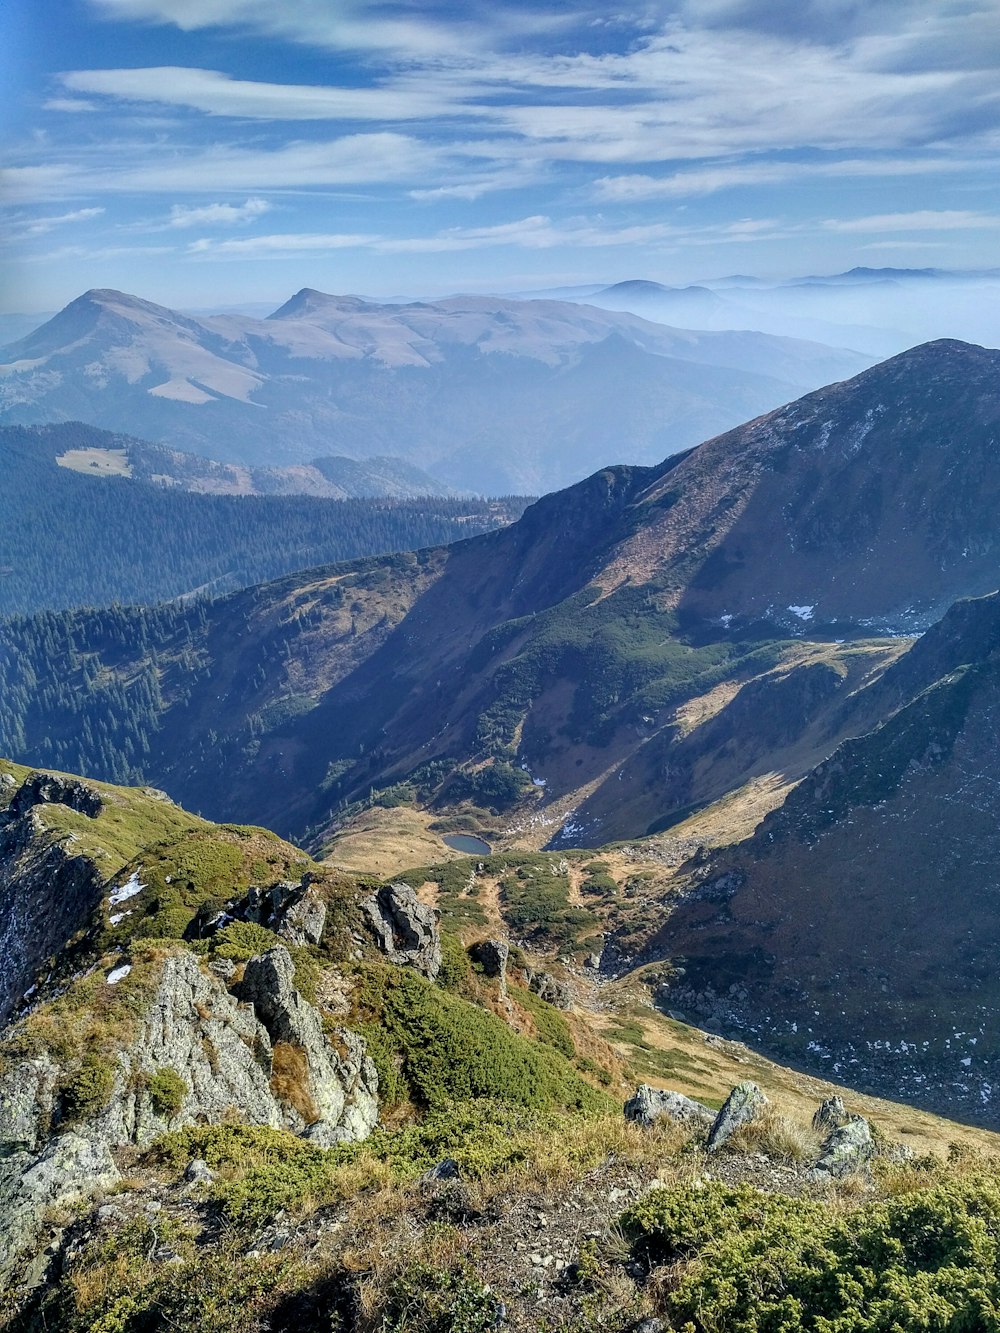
[0,287,872,493]
[1,340,999,847]
[0,421,527,615]
[34,419,450,498]
[645,589,1000,1124]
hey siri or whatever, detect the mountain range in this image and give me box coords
[9,337,1000,1123]
[0,287,872,493]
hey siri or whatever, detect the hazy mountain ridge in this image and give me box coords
[0,287,873,493]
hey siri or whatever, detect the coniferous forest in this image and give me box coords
[0,423,528,615]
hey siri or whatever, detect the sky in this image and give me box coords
[4,0,1000,313]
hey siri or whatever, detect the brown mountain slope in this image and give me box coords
[4,340,1000,845]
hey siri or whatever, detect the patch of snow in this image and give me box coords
[109,869,146,907]
[787,604,815,621]
[106,963,131,986]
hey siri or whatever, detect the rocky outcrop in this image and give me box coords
[362,882,441,979]
[624,1085,713,1129]
[8,773,104,821]
[0,778,108,1027]
[237,946,378,1144]
[470,939,509,995]
[706,1081,768,1152]
[812,1096,849,1134]
[524,968,571,1009]
[0,1131,119,1292]
[202,878,327,947]
[0,945,378,1291]
[811,1116,875,1179]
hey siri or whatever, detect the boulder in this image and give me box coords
[706,1081,768,1152]
[470,939,509,981]
[362,882,441,979]
[811,1115,875,1179]
[624,1084,714,1129]
[812,1095,849,1134]
[524,968,571,1009]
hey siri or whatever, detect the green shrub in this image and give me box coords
[621,1176,1000,1332]
[211,921,279,961]
[351,963,610,1115]
[380,1262,504,1333]
[515,984,575,1058]
[148,1066,187,1118]
[437,931,473,993]
[61,1053,117,1123]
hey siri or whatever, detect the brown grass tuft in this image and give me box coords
[270,1041,320,1125]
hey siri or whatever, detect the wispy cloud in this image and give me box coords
[23,206,106,235]
[823,210,1000,232]
[59,66,480,122]
[167,197,271,227]
[186,212,789,259]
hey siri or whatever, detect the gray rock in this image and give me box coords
[470,939,509,989]
[0,1131,119,1292]
[8,773,103,821]
[524,969,571,1009]
[183,1158,215,1185]
[277,885,327,947]
[362,882,441,979]
[202,878,327,947]
[0,794,108,1027]
[422,1158,462,1182]
[108,950,281,1146]
[624,1084,714,1129]
[811,1116,875,1179]
[707,1081,768,1152]
[239,946,379,1144]
[812,1095,849,1134]
[0,1054,59,1152]
[0,945,379,1288]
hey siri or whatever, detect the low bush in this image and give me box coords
[621,1175,1000,1332]
[148,1065,187,1117]
[61,1053,116,1123]
[350,963,609,1115]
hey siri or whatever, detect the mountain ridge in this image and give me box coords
[0,286,872,492]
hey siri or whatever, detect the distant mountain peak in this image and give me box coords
[267,288,372,320]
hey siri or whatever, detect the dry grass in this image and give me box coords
[725,1108,823,1164]
[269,1042,320,1126]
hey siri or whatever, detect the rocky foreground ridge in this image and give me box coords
[3,759,1000,1331]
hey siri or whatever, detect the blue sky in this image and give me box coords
[4,0,1000,312]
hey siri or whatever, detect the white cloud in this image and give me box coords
[23,207,106,235]
[823,210,1000,232]
[3,132,444,201]
[187,230,377,255]
[168,197,271,227]
[43,97,99,113]
[185,212,790,260]
[60,66,479,122]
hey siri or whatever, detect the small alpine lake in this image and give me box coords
[442,833,492,856]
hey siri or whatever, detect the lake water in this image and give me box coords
[443,834,492,856]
